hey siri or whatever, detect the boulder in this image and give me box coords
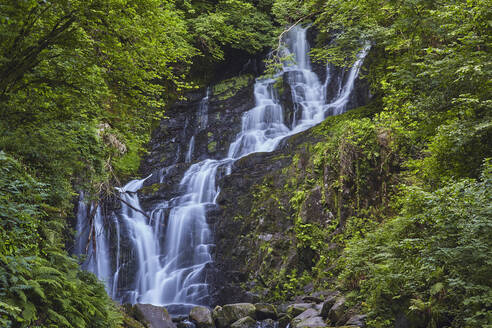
[327,297,347,324]
[287,303,315,317]
[255,303,278,320]
[345,314,367,327]
[230,316,256,328]
[320,294,340,318]
[133,304,176,328]
[292,308,320,325]
[257,318,276,328]
[213,303,256,328]
[212,306,227,328]
[277,303,290,314]
[189,306,214,328]
[278,314,292,328]
[292,316,327,328]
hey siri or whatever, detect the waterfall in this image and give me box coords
[185,135,195,163]
[198,87,210,131]
[75,25,368,311]
[75,192,112,293]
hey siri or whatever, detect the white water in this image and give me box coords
[75,192,112,292]
[185,135,195,163]
[75,25,368,310]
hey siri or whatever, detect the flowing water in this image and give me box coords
[75,26,368,311]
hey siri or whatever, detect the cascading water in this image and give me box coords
[75,192,112,293]
[75,25,368,311]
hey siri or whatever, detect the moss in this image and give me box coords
[273,76,284,95]
[208,141,217,152]
[140,183,161,195]
[230,103,400,302]
[213,74,253,100]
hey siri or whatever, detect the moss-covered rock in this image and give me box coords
[190,306,214,328]
[255,303,278,320]
[212,75,254,101]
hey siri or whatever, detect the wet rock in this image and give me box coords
[212,306,226,328]
[213,303,256,328]
[230,316,256,328]
[189,306,214,328]
[177,320,196,328]
[287,303,315,317]
[320,293,340,318]
[277,303,290,314]
[301,295,324,303]
[292,308,320,323]
[278,315,292,328]
[122,310,146,328]
[133,304,176,328]
[327,297,347,324]
[255,303,278,320]
[257,318,276,328]
[345,314,367,327]
[303,283,315,294]
[300,186,333,227]
[292,316,327,328]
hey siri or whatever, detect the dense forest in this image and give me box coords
[0,0,490,327]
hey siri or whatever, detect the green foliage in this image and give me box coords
[310,0,491,186]
[271,0,312,25]
[189,0,276,61]
[0,152,121,328]
[340,162,492,327]
[212,74,253,100]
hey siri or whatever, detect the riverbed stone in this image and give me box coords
[287,303,315,317]
[133,304,176,328]
[257,318,276,328]
[189,306,214,328]
[327,297,347,324]
[292,316,327,328]
[278,314,292,328]
[255,303,278,320]
[212,306,226,328]
[292,308,321,324]
[214,303,256,327]
[345,314,367,327]
[320,293,340,318]
[230,316,257,328]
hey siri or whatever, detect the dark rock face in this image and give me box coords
[141,78,256,176]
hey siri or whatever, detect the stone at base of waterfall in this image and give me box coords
[230,316,256,328]
[327,297,347,324]
[189,306,214,328]
[177,320,196,328]
[213,303,256,328]
[257,318,276,328]
[277,314,291,328]
[320,293,340,318]
[134,304,177,328]
[287,303,315,317]
[291,316,327,328]
[255,303,278,320]
[345,314,367,327]
[291,308,321,326]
